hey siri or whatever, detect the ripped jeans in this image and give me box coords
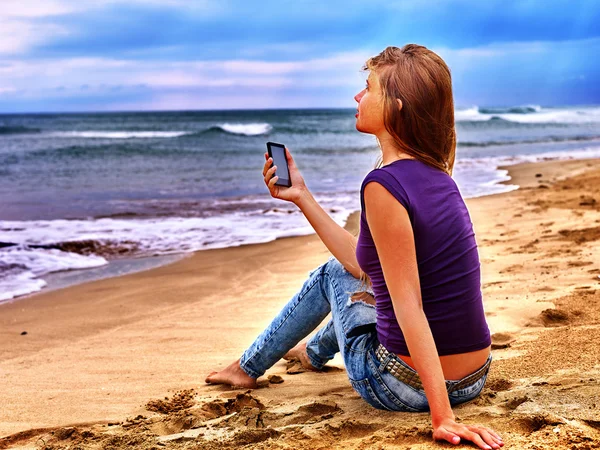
[239,256,490,412]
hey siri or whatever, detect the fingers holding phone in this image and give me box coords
[266,142,291,187]
[263,142,306,204]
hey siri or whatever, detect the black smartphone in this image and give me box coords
[266,141,292,187]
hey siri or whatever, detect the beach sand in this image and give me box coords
[1,158,599,449]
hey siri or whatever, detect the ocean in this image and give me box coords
[1,105,600,302]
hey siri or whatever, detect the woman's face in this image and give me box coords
[354,71,386,135]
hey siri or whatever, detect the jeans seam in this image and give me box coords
[241,267,324,376]
[323,268,367,355]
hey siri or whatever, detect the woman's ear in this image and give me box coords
[396,98,403,111]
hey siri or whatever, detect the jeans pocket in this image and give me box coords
[366,351,428,413]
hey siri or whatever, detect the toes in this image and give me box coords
[205,371,219,383]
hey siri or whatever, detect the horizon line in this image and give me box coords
[1,102,599,116]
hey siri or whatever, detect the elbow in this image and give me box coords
[393,298,425,324]
[345,262,362,279]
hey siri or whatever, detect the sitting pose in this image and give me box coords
[206,44,504,450]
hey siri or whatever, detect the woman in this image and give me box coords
[206,44,504,450]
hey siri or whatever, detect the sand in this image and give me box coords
[1,157,599,449]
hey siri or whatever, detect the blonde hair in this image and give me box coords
[363,44,456,176]
[355,44,457,289]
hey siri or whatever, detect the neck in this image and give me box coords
[376,133,414,165]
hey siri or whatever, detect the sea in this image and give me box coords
[1,105,600,303]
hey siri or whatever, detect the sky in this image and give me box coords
[0,0,599,113]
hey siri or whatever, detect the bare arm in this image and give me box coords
[294,190,361,277]
[262,148,361,277]
[364,181,503,450]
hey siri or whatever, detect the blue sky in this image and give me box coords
[0,0,598,112]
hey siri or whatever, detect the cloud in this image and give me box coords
[2,0,76,17]
[2,0,211,16]
[0,49,373,97]
[0,1,598,111]
[0,0,224,56]
[0,13,71,55]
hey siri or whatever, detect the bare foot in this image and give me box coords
[283,342,320,371]
[205,358,258,389]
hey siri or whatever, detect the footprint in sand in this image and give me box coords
[285,359,343,374]
[534,286,556,292]
[505,395,530,410]
[538,308,570,327]
[197,391,266,420]
[486,378,513,392]
[146,389,196,414]
[320,420,383,440]
[491,332,516,349]
[512,413,566,433]
[567,260,594,268]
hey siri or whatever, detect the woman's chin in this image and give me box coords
[355,122,368,133]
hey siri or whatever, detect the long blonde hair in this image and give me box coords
[355,44,457,290]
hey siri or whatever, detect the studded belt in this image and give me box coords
[374,343,491,394]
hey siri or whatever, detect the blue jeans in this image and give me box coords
[239,256,491,412]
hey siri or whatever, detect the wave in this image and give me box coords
[0,126,41,135]
[25,123,273,139]
[199,123,273,136]
[455,105,600,124]
[478,105,542,114]
[0,243,108,303]
[0,199,353,302]
[458,134,600,148]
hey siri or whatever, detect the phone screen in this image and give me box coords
[270,144,290,182]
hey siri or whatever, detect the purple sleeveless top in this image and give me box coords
[356,159,491,356]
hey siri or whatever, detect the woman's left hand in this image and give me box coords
[432,418,504,449]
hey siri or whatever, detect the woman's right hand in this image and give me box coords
[432,418,504,449]
[262,146,308,205]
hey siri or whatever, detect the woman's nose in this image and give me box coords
[354,91,363,102]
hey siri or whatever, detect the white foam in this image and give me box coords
[0,197,354,302]
[455,106,484,122]
[0,245,108,303]
[455,105,600,124]
[217,123,272,136]
[43,123,274,139]
[0,269,47,303]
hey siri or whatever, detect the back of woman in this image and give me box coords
[357,158,491,357]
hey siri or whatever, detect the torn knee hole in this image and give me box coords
[349,291,376,306]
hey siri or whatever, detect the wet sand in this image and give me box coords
[1,158,599,449]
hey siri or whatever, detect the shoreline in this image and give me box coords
[5,154,597,306]
[1,156,600,448]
